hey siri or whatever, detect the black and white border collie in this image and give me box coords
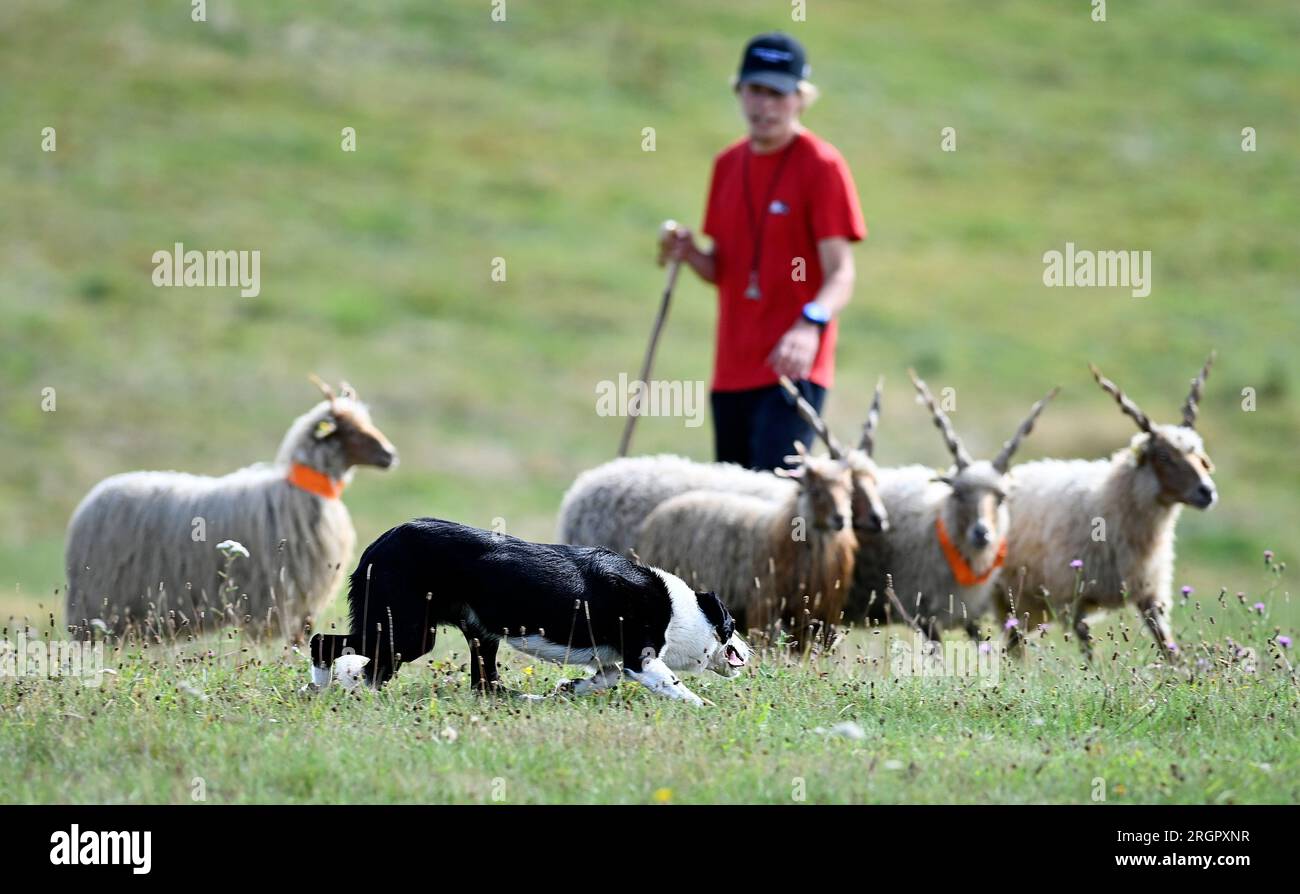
[307,518,750,705]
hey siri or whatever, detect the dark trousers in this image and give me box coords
[711,380,827,472]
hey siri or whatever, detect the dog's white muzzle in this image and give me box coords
[710,633,751,677]
[304,654,371,693]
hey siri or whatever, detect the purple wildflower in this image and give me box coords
[1004,617,1019,630]
[1264,550,1274,564]
[1180,585,1193,597]
[1278,635,1292,649]
[1069,559,1083,570]
[978,642,992,655]
[1253,602,1266,614]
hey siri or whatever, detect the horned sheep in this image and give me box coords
[63,377,396,641]
[556,379,888,555]
[847,371,1058,642]
[994,355,1218,658]
[635,443,858,649]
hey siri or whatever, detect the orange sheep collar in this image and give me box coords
[287,463,346,500]
[935,516,1006,587]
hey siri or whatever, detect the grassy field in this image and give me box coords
[2,592,1295,804]
[1,1,1297,803]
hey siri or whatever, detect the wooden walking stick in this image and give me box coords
[617,220,684,457]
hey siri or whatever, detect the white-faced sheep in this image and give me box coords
[847,370,1058,642]
[556,379,889,555]
[994,354,1217,659]
[63,377,397,641]
[635,443,858,650]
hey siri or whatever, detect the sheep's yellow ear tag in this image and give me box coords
[314,419,337,440]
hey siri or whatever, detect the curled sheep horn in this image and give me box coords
[908,368,972,472]
[992,386,1060,474]
[779,376,844,459]
[1181,351,1215,429]
[1089,363,1151,434]
[308,373,337,406]
[858,376,884,458]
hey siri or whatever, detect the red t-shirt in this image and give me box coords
[702,129,866,392]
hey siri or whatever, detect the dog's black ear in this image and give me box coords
[696,590,734,639]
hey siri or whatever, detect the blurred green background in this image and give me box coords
[1,0,1296,629]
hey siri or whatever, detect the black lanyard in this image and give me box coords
[741,136,798,300]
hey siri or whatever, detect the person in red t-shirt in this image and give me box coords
[660,32,866,471]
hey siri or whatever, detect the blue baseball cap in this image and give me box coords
[737,32,810,95]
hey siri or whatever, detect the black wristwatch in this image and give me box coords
[801,302,831,327]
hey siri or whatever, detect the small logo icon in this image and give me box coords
[769,200,789,215]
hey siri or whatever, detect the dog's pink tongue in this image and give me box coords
[726,646,745,667]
